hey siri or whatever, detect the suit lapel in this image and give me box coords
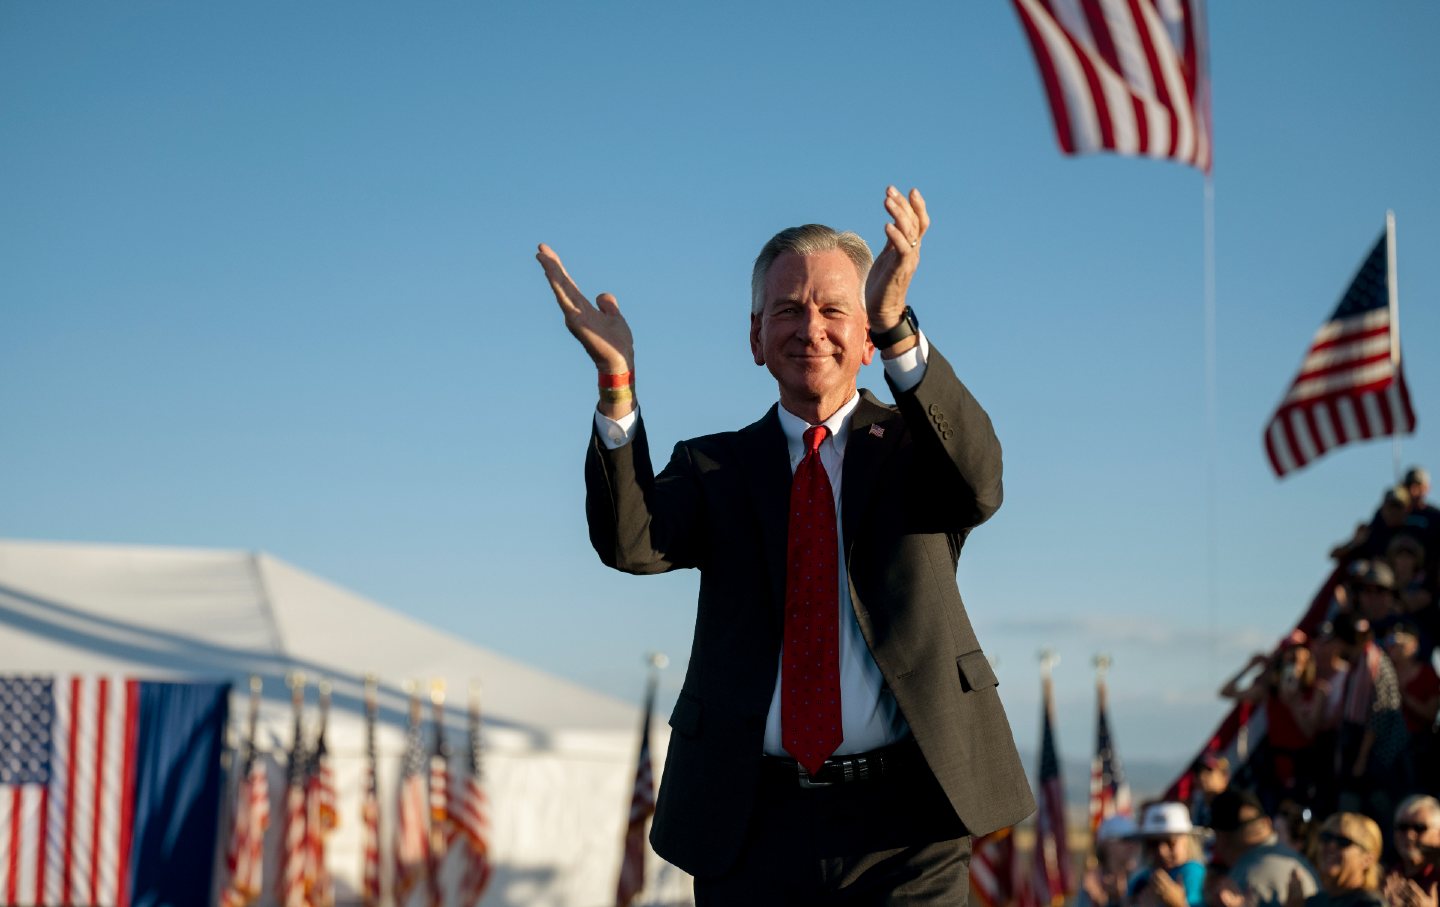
[842,390,900,560]
[739,406,792,623]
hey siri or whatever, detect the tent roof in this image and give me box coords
[0,538,640,739]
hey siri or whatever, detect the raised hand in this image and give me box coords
[536,243,634,376]
[864,186,930,332]
[1148,869,1189,907]
[1283,868,1307,907]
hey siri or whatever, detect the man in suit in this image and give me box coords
[538,186,1034,905]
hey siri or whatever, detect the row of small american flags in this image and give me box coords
[390,679,493,907]
[970,657,1133,907]
[216,676,492,907]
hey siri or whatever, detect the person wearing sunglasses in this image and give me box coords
[1295,812,1386,907]
[1384,795,1440,907]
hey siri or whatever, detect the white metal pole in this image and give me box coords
[1203,175,1218,681]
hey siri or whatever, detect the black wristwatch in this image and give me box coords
[869,306,919,348]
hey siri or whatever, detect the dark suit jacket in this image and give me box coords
[585,345,1036,878]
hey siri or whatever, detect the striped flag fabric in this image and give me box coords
[1264,220,1416,478]
[394,690,429,906]
[219,757,270,907]
[426,690,450,907]
[361,681,382,907]
[615,673,657,907]
[221,679,269,907]
[1088,669,1132,837]
[304,688,336,907]
[428,691,451,856]
[279,684,308,907]
[1029,670,1072,907]
[0,675,228,907]
[970,827,1017,907]
[455,691,493,907]
[1011,0,1212,172]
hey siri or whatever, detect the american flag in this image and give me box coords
[427,689,450,907]
[1088,668,1132,837]
[304,687,336,907]
[0,677,136,907]
[428,690,451,852]
[0,676,230,907]
[970,827,1017,907]
[455,689,493,907]
[1264,219,1415,478]
[1028,669,1072,907]
[615,672,657,907]
[394,690,429,906]
[361,680,382,907]
[279,681,308,907]
[221,678,270,907]
[1011,0,1211,172]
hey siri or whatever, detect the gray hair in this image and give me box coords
[1396,794,1440,823]
[750,224,873,315]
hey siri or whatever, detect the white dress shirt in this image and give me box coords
[595,333,930,757]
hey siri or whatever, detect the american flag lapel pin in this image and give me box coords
[869,424,884,439]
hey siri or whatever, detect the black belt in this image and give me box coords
[760,738,924,789]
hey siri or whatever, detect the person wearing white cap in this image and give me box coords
[1127,802,1208,907]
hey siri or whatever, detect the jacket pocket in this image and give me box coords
[956,650,998,693]
[669,691,702,737]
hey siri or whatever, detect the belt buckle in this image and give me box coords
[796,763,835,789]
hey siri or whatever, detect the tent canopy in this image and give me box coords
[0,538,683,907]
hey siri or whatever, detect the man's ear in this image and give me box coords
[860,322,876,366]
[750,313,765,366]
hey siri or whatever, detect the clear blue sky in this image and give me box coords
[3,2,1438,776]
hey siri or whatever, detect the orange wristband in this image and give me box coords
[599,371,634,389]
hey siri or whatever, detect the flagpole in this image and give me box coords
[1386,210,1401,481]
[1203,174,1219,684]
[1088,655,1109,868]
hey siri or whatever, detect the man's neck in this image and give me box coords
[779,387,860,426]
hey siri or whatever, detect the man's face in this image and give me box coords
[751,249,875,419]
[1407,480,1428,507]
[1214,808,1270,862]
[1199,764,1229,795]
[1393,807,1440,867]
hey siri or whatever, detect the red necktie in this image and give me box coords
[782,424,842,775]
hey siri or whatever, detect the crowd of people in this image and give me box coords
[1083,794,1437,907]
[1079,467,1440,907]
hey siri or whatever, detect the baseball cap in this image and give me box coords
[1210,789,1267,832]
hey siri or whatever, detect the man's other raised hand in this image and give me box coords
[536,243,635,374]
[537,243,636,417]
[865,186,929,343]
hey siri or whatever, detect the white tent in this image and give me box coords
[0,538,690,907]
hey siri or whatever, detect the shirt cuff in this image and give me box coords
[594,406,640,449]
[881,330,929,392]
